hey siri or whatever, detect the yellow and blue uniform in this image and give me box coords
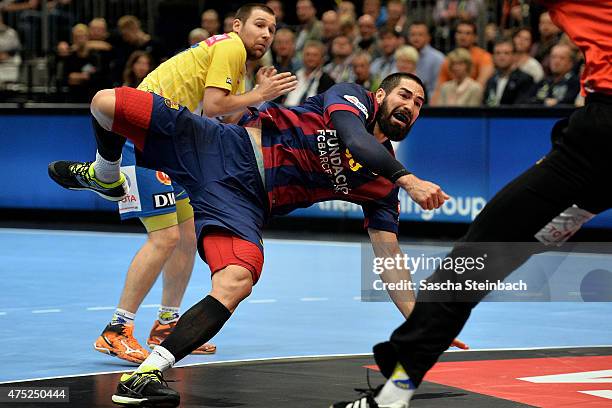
[119,32,247,231]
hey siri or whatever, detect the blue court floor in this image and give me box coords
[1,228,611,383]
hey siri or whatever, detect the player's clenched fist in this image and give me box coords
[255,71,298,101]
[396,174,449,210]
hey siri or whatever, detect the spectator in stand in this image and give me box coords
[433,0,482,31]
[272,28,298,74]
[432,20,493,103]
[87,18,111,51]
[1,0,73,55]
[201,9,220,36]
[529,43,580,106]
[363,0,385,28]
[0,13,21,85]
[283,40,335,106]
[60,24,100,102]
[558,33,584,76]
[266,0,287,30]
[338,0,357,21]
[499,0,528,35]
[122,50,152,88]
[483,39,533,106]
[295,0,323,54]
[512,27,544,82]
[531,11,561,75]
[371,28,401,82]
[86,17,113,90]
[188,28,209,46]
[223,13,235,34]
[321,10,340,47]
[351,51,378,91]
[385,0,409,38]
[484,22,498,53]
[339,14,358,43]
[435,47,482,106]
[408,21,444,95]
[355,14,380,58]
[324,34,354,83]
[395,45,419,75]
[110,15,158,87]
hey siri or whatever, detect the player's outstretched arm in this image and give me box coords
[368,228,469,350]
[395,174,449,211]
[368,228,416,318]
[202,71,297,118]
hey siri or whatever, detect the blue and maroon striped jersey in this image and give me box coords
[245,83,401,234]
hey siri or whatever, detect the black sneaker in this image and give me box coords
[48,160,128,201]
[331,385,381,408]
[112,367,179,407]
[331,385,410,408]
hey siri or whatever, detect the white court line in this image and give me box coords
[0,228,361,247]
[0,312,6,316]
[31,309,61,314]
[300,297,329,302]
[141,304,161,308]
[2,345,612,385]
[248,299,277,304]
[353,296,362,301]
[86,306,115,311]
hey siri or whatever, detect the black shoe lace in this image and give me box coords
[139,369,173,387]
[352,369,382,405]
[70,161,93,181]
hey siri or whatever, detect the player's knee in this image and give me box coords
[91,89,116,131]
[148,225,181,254]
[211,267,253,310]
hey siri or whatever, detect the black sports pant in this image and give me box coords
[373,93,612,386]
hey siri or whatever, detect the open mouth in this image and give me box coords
[392,111,411,126]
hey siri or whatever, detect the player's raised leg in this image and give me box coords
[48,88,130,201]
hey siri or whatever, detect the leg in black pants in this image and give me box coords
[374,99,612,386]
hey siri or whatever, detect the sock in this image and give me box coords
[92,151,122,183]
[110,308,135,326]
[375,363,416,406]
[158,306,180,324]
[160,295,231,362]
[137,345,175,373]
[92,117,125,162]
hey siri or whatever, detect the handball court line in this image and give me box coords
[0,228,361,247]
[2,345,612,385]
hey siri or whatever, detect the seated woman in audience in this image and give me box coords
[435,47,482,106]
[122,50,152,88]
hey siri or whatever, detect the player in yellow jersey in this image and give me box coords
[49,3,297,364]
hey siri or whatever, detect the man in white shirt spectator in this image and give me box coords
[324,34,355,83]
[371,28,401,82]
[284,40,335,106]
[408,21,444,95]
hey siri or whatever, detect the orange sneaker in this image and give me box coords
[147,320,217,354]
[94,323,150,364]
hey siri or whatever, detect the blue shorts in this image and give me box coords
[118,141,188,220]
[113,87,268,257]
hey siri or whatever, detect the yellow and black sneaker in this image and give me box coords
[48,160,128,201]
[112,366,179,407]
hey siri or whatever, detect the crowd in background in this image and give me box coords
[0,0,584,107]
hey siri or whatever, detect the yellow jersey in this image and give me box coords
[138,32,247,113]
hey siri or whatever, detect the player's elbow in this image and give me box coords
[202,104,221,118]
